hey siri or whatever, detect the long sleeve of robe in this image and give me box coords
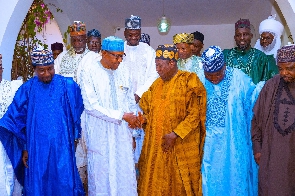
[0,75,85,196]
[251,75,295,196]
[79,61,138,196]
[197,67,257,196]
[138,70,206,196]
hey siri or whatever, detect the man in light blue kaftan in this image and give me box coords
[0,50,85,196]
[197,46,257,196]
[173,33,203,73]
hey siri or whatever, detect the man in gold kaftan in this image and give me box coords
[138,45,206,196]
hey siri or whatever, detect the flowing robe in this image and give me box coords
[223,47,278,84]
[252,75,295,196]
[197,67,257,195]
[0,79,22,196]
[138,70,206,196]
[0,75,84,196]
[80,61,137,196]
[123,41,159,164]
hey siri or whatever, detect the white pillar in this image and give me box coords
[0,0,34,80]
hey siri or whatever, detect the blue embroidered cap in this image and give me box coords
[139,33,150,45]
[202,46,225,72]
[31,49,54,66]
[87,29,101,38]
[125,15,141,29]
[102,36,124,52]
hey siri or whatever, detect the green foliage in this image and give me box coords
[11,0,62,81]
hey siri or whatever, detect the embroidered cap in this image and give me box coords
[235,19,251,30]
[139,33,150,45]
[69,21,86,36]
[102,36,124,52]
[87,29,101,38]
[277,44,295,63]
[125,15,141,29]
[192,31,204,43]
[202,46,225,73]
[31,49,54,66]
[173,33,194,44]
[51,42,63,51]
[156,45,178,62]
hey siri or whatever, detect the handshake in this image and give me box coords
[123,111,145,129]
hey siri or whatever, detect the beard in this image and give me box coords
[261,37,276,53]
[237,43,250,51]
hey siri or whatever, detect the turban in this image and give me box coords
[202,46,225,73]
[87,29,101,38]
[139,33,150,45]
[31,49,54,66]
[173,33,194,44]
[125,15,141,29]
[192,31,204,43]
[277,44,295,63]
[259,15,283,37]
[51,42,63,51]
[235,19,251,30]
[69,21,86,36]
[156,45,178,62]
[102,36,124,52]
[254,15,283,58]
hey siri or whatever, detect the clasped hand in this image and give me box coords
[123,112,141,129]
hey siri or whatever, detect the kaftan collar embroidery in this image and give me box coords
[273,78,295,136]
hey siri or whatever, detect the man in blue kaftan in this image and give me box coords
[0,50,85,196]
[197,46,257,196]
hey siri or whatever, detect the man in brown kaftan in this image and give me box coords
[251,44,295,196]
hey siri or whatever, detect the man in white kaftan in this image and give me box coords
[80,36,139,196]
[54,21,98,186]
[0,54,22,196]
[123,15,158,166]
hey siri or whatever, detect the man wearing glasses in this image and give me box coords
[80,36,140,196]
[254,15,283,76]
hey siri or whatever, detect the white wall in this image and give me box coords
[35,18,64,51]
[115,24,236,51]
[0,0,34,80]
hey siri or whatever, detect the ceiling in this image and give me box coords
[83,0,274,28]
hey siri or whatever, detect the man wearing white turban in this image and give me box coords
[254,15,284,59]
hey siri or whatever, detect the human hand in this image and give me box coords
[134,94,141,104]
[22,150,29,168]
[123,112,141,129]
[254,153,261,165]
[138,112,146,126]
[161,132,178,153]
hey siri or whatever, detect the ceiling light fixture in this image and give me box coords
[157,0,171,34]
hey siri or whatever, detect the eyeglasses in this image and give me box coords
[260,36,273,42]
[106,51,126,60]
